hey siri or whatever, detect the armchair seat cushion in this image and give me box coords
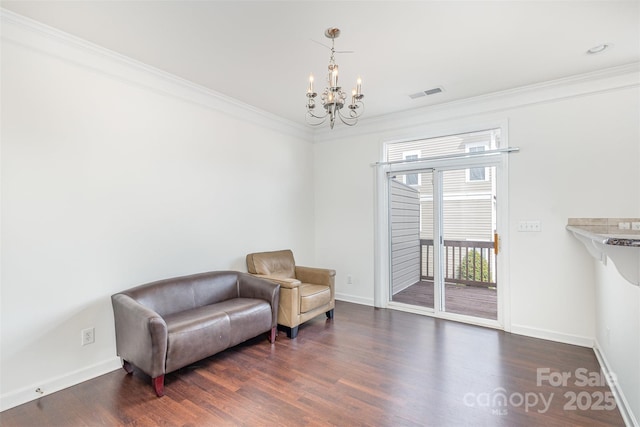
[300,284,331,313]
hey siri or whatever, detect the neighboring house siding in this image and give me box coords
[441,198,493,240]
[390,179,420,295]
[419,198,493,240]
[387,129,497,241]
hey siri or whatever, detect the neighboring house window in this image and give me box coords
[403,151,421,186]
[466,145,488,182]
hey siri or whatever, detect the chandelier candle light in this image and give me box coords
[306,27,364,129]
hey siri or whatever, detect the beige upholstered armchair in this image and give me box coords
[246,249,335,339]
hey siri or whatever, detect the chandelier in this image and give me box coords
[306,28,364,129]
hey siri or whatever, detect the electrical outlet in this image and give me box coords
[347,275,353,285]
[632,222,640,231]
[618,222,631,230]
[81,328,95,346]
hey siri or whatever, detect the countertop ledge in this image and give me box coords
[566,225,640,246]
[567,218,640,286]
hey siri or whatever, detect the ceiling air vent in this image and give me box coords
[409,87,444,100]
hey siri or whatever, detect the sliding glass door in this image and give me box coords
[386,128,504,325]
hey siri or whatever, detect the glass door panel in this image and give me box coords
[389,171,434,308]
[440,167,498,320]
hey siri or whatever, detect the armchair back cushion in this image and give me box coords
[246,249,296,279]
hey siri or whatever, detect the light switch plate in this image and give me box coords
[518,221,541,232]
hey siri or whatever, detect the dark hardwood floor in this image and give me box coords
[393,281,498,320]
[1,301,625,426]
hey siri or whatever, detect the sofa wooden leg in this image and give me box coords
[122,360,134,374]
[326,309,334,319]
[152,375,165,397]
[269,326,277,343]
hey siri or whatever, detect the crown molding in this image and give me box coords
[313,62,640,143]
[3,8,637,146]
[0,9,314,143]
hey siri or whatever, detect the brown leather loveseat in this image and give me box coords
[111,271,279,396]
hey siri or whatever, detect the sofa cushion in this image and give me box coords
[123,271,241,317]
[163,298,273,371]
[192,272,239,307]
[212,298,273,347]
[126,279,197,317]
[299,284,331,313]
[164,305,231,372]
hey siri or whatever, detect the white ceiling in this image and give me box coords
[2,1,639,126]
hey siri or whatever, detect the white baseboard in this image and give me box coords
[0,357,122,412]
[593,340,639,427]
[510,324,594,348]
[335,293,374,307]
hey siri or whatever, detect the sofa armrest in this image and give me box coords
[252,274,302,289]
[238,273,280,328]
[111,294,168,379]
[295,266,336,288]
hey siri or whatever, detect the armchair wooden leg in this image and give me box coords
[122,360,134,374]
[326,309,334,319]
[277,324,299,339]
[268,326,277,343]
[287,326,299,339]
[152,375,165,397]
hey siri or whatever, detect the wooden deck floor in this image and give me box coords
[393,280,497,320]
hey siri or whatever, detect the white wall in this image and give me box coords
[506,88,639,341]
[1,14,313,410]
[2,7,639,418]
[314,69,639,341]
[314,67,639,421]
[594,260,640,425]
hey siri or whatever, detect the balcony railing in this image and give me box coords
[420,239,497,288]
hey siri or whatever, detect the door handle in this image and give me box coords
[494,231,499,255]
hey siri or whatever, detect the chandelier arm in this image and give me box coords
[305,112,329,126]
[306,109,329,120]
[335,108,358,126]
[347,101,365,119]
